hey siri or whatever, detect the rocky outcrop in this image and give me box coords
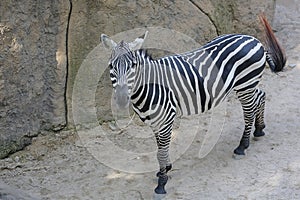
[0,0,275,158]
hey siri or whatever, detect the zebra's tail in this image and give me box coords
[259,14,286,72]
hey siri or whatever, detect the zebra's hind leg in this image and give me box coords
[234,89,257,158]
[253,89,266,140]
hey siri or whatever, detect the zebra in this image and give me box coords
[100,15,286,194]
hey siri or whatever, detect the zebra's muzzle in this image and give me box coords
[114,84,130,110]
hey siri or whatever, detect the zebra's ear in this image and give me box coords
[101,34,117,50]
[128,31,148,50]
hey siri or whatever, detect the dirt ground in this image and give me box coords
[1,1,300,199]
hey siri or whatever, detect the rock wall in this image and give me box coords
[0,0,275,158]
[0,0,70,158]
[193,0,275,35]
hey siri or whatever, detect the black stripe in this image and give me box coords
[234,66,264,92]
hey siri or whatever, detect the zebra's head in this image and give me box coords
[101,32,148,110]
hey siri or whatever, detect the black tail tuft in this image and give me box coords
[259,14,286,72]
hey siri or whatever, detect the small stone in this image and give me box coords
[288,64,296,68]
[14,156,20,162]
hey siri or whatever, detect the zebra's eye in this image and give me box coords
[126,62,136,72]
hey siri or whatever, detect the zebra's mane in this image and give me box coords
[136,48,180,62]
[135,49,154,61]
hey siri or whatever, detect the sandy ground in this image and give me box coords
[1,1,300,199]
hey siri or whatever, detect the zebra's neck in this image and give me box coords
[131,49,207,117]
[133,49,157,85]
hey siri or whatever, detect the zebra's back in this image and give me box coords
[180,34,266,112]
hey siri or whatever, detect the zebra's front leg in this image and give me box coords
[154,124,173,194]
[156,164,172,177]
[155,146,170,194]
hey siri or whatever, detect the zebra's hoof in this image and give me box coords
[253,130,265,139]
[155,175,168,194]
[154,186,167,194]
[233,146,246,159]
